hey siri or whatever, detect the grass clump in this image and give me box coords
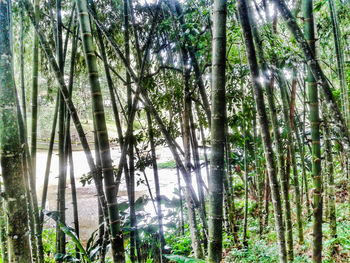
[158,160,177,169]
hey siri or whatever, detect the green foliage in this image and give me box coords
[226,240,309,263]
[43,210,91,262]
[157,160,177,169]
[41,228,83,263]
[164,254,207,263]
[323,214,350,262]
[165,225,192,256]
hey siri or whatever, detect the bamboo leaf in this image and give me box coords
[43,210,91,263]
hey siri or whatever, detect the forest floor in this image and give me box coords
[224,182,350,263]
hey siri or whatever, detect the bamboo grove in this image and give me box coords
[0,0,349,262]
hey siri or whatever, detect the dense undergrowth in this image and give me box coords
[1,172,348,263]
[163,177,350,263]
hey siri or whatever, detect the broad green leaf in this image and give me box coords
[43,210,91,263]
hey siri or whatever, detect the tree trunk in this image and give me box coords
[264,169,270,229]
[278,72,304,244]
[122,0,139,261]
[190,109,208,251]
[147,111,165,258]
[208,0,227,261]
[302,0,323,261]
[56,0,66,257]
[0,2,32,260]
[253,113,264,238]
[224,124,238,242]
[242,112,248,248]
[176,166,185,235]
[40,91,59,226]
[76,0,125,261]
[20,5,26,128]
[237,1,287,262]
[31,0,39,187]
[182,48,203,259]
[322,102,336,242]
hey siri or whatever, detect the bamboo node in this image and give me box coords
[82,32,92,37]
[96,130,108,136]
[107,202,118,207]
[110,219,121,225]
[102,167,114,172]
[105,184,116,189]
[94,111,105,116]
[208,215,223,220]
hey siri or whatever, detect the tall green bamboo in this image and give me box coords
[75,0,125,261]
[20,5,26,128]
[278,73,304,245]
[322,104,336,240]
[29,1,41,259]
[301,80,311,219]
[94,132,108,263]
[40,91,59,227]
[21,3,111,250]
[55,0,67,257]
[31,0,39,183]
[328,0,349,128]
[302,0,323,261]
[90,0,203,227]
[146,111,165,255]
[328,0,350,219]
[253,112,264,237]
[209,0,227,261]
[0,1,31,261]
[249,5,294,257]
[242,105,249,248]
[182,50,203,259]
[122,0,139,260]
[20,1,37,257]
[14,49,44,263]
[273,0,350,148]
[190,108,208,251]
[66,16,80,258]
[237,0,287,262]
[223,124,238,242]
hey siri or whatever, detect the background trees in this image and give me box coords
[0,0,349,262]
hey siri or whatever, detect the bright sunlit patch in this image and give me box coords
[139,0,158,5]
[257,76,266,85]
[282,68,293,81]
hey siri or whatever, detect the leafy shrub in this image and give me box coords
[165,225,193,256]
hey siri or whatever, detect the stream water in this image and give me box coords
[35,146,208,244]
